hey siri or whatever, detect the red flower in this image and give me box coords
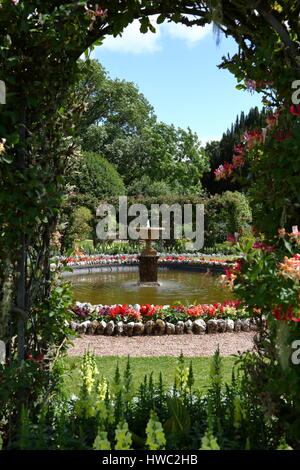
[110,305,127,318]
[290,105,300,116]
[252,241,275,252]
[225,269,234,280]
[273,129,292,141]
[141,304,151,315]
[227,234,235,243]
[273,305,295,321]
[186,305,204,317]
[233,144,245,155]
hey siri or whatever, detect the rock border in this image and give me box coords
[69,317,263,337]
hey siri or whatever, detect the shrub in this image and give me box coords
[128,176,180,197]
[73,151,126,200]
[205,191,252,247]
[71,206,93,242]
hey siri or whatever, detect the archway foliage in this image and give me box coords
[0,0,300,447]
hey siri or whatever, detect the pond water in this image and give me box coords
[71,268,234,306]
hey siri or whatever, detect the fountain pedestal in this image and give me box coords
[138,227,162,286]
[138,255,160,285]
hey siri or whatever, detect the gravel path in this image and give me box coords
[67,332,255,357]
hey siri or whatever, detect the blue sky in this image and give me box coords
[92,18,263,145]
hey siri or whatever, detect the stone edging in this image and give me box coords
[69,317,262,337]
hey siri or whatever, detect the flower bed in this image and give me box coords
[62,253,236,269]
[69,301,262,336]
[65,254,252,336]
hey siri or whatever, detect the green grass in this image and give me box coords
[77,239,94,251]
[60,355,238,397]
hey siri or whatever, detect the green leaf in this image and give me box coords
[283,239,293,255]
[1,155,13,164]
[139,18,149,34]
[172,13,182,22]
[164,398,191,437]
[156,14,166,24]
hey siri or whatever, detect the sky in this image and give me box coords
[92,18,263,146]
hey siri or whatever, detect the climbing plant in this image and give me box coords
[0,0,300,445]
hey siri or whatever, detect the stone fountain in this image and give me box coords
[138,223,163,286]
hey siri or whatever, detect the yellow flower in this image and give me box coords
[93,430,111,450]
[0,139,5,153]
[146,411,166,450]
[115,421,132,450]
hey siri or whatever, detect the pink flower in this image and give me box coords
[85,4,108,18]
[233,144,245,155]
[266,110,280,130]
[243,129,263,149]
[214,162,234,180]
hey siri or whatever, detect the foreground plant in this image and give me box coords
[229,233,300,448]
[0,352,283,450]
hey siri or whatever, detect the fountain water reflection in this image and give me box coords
[71,269,234,306]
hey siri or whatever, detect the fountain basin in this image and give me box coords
[70,267,234,306]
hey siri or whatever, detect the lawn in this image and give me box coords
[60,355,238,396]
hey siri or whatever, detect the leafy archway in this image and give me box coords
[0,0,300,445]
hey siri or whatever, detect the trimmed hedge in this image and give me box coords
[100,191,252,248]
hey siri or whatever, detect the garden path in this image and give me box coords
[68,332,255,357]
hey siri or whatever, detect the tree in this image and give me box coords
[77,59,156,134]
[127,175,178,197]
[72,151,126,200]
[80,60,209,189]
[83,124,156,185]
[147,122,209,191]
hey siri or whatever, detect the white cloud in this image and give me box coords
[198,135,221,146]
[101,19,162,54]
[162,22,212,47]
[100,17,212,54]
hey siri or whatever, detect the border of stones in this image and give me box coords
[69,317,263,337]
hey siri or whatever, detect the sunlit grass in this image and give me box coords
[60,355,238,396]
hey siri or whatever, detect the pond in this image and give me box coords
[71,268,234,306]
